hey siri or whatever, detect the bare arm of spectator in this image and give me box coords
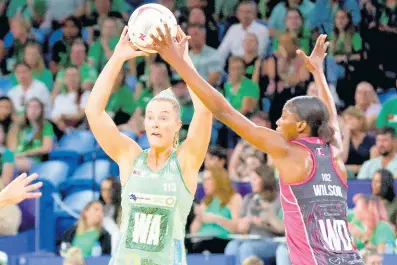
[240,97,258,115]
[342,124,351,163]
[1,163,14,186]
[18,136,53,157]
[228,141,244,180]
[251,58,261,84]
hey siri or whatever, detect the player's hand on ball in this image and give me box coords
[114,26,149,61]
[149,23,190,65]
[1,173,42,205]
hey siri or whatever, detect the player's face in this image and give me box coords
[202,171,215,195]
[366,255,382,265]
[371,172,382,196]
[276,108,301,141]
[145,100,181,149]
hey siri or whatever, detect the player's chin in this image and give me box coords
[148,137,168,148]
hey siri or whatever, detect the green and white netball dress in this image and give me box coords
[110,149,193,265]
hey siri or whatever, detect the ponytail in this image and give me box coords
[317,121,335,143]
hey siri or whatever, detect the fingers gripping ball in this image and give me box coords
[128,3,178,53]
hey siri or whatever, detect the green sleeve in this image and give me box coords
[243,79,260,99]
[352,33,362,52]
[372,221,396,246]
[43,122,55,137]
[39,69,54,91]
[9,73,18,86]
[88,41,100,68]
[82,66,98,83]
[376,100,392,128]
[2,149,15,164]
[111,0,129,13]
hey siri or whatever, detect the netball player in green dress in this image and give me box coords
[85,27,213,265]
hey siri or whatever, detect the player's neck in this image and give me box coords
[148,147,173,162]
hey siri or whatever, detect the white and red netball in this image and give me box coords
[128,3,178,53]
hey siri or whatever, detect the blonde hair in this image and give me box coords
[203,167,236,207]
[76,201,103,234]
[24,42,45,72]
[242,256,264,265]
[343,106,367,132]
[63,247,86,265]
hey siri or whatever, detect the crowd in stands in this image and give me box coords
[0,0,397,264]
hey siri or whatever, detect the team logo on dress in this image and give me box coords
[133,170,141,176]
[165,197,175,206]
[129,193,137,201]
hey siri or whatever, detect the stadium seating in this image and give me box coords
[49,130,96,173]
[59,160,111,195]
[31,161,69,188]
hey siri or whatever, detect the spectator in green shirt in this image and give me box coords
[52,39,98,100]
[376,97,397,132]
[273,8,312,55]
[7,98,54,172]
[9,42,53,91]
[0,124,15,186]
[224,56,259,115]
[329,9,362,64]
[349,194,396,253]
[88,17,119,72]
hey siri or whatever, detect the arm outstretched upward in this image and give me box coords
[85,27,147,185]
[150,25,290,160]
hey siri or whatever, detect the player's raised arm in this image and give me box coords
[85,27,147,180]
[296,35,343,152]
[174,28,213,194]
[151,25,290,159]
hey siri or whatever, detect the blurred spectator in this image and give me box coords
[3,16,37,75]
[0,96,15,134]
[371,169,397,227]
[9,42,53,90]
[349,194,395,253]
[214,0,240,23]
[188,13,223,86]
[225,56,259,115]
[189,167,242,253]
[0,0,9,40]
[242,256,264,265]
[357,127,397,179]
[273,8,312,55]
[41,0,84,31]
[188,7,219,48]
[264,33,309,128]
[0,124,15,186]
[309,0,361,35]
[99,176,121,254]
[50,16,84,73]
[225,165,282,265]
[376,97,397,132]
[52,39,98,100]
[200,146,227,182]
[87,17,119,72]
[268,0,314,36]
[63,247,86,265]
[342,107,376,175]
[306,81,318,97]
[51,66,90,132]
[82,0,124,33]
[7,62,51,117]
[105,70,134,125]
[217,1,269,63]
[0,180,21,236]
[229,112,268,182]
[99,177,121,225]
[362,249,382,265]
[241,33,261,83]
[354,82,381,130]
[7,98,54,172]
[60,200,111,257]
[331,9,363,106]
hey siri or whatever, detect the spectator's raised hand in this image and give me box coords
[0,173,42,207]
[297,34,329,73]
[113,26,149,61]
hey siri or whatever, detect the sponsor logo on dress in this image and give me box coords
[129,193,176,208]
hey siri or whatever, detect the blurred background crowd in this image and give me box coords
[0,0,397,264]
